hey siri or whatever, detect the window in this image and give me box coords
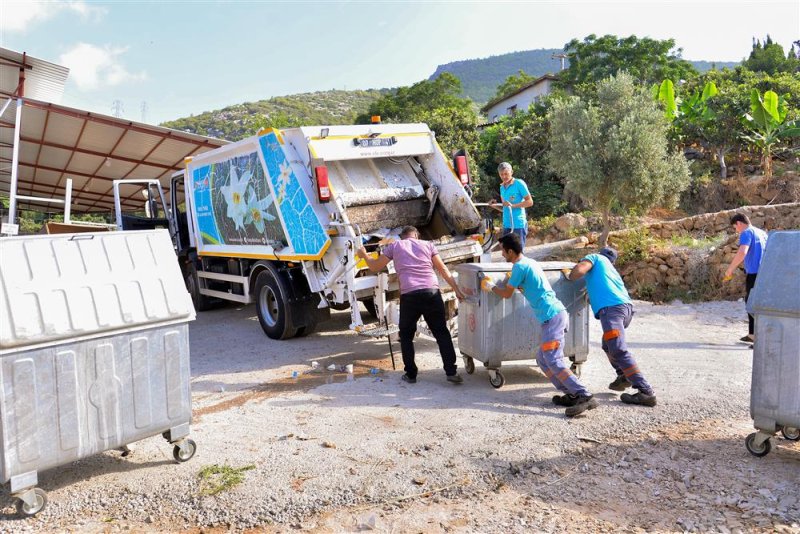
[507,104,518,115]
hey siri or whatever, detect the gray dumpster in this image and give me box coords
[0,230,197,516]
[743,230,800,456]
[456,261,590,388]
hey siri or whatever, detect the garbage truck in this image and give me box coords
[114,123,488,340]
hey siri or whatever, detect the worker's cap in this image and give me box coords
[598,247,619,264]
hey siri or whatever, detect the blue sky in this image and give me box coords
[2,1,798,125]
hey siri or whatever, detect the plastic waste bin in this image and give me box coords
[0,230,197,516]
[744,230,800,456]
[456,261,589,388]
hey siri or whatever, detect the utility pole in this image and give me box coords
[140,101,148,123]
[551,53,568,71]
[111,99,124,118]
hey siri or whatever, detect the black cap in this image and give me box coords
[598,247,618,264]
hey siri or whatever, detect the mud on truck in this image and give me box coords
[113,123,490,340]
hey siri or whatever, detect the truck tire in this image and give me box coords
[186,267,213,312]
[361,297,379,322]
[254,269,297,340]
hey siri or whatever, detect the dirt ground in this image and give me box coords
[1,299,798,533]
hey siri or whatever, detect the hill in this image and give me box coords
[429,49,740,103]
[160,89,385,141]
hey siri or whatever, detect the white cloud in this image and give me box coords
[60,43,147,90]
[2,1,106,34]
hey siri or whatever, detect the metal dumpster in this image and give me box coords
[456,261,589,388]
[0,230,197,516]
[744,230,800,456]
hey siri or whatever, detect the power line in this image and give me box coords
[111,99,124,118]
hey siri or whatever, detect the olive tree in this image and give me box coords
[548,72,691,245]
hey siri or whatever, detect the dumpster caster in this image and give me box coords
[173,438,197,463]
[781,426,800,441]
[488,370,505,389]
[570,362,582,377]
[745,432,772,457]
[15,487,47,517]
[463,356,475,375]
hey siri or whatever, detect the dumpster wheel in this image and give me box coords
[781,426,800,441]
[173,439,197,463]
[15,487,47,517]
[463,356,475,374]
[488,370,505,389]
[745,432,772,457]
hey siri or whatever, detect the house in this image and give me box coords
[480,74,558,126]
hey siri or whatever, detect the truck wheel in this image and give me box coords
[361,297,379,321]
[186,267,213,312]
[255,269,297,339]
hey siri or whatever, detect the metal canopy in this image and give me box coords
[0,99,227,213]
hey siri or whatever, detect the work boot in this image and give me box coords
[608,374,632,391]
[446,373,464,384]
[564,395,598,417]
[552,394,580,407]
[401,374,417,384]
[620,391,657,407]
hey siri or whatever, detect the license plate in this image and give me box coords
[355,137,395,148]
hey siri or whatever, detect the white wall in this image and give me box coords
[485,79,555,122]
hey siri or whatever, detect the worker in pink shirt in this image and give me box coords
[357,226,466,385]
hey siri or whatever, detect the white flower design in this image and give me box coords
[279,161,292,186]
[245,186,276,233]
[219,166,251,231]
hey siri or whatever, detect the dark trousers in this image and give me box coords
[745,273,757,335]
[398,289,458,378]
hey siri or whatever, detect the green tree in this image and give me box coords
[358,73,479,156]
[742,35,800,75]
[559,34,698,91]
[491,69,537,101]
[477,99,566,216]
[741,88,800,180]
[548,72,691,245]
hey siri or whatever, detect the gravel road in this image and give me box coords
[1,299,798,533]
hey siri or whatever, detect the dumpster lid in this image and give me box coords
[0,230,195,353]
[746,231,800,316]
[457,261,575,274]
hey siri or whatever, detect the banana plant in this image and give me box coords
[741,89,800,180]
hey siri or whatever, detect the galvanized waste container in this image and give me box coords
[0,230,197,516]
[456,261,589,388]
[744,230,800,456]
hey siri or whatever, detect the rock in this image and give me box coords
[553,213,587,234]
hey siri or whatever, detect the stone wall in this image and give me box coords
[613,203,800,301]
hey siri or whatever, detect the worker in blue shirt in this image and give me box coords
[489,162,532,244]
[724,213,768,343]
[565,247,657,407]
[483,233,598,417]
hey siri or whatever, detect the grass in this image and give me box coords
[197,464,256,496]
[664,233,726,249]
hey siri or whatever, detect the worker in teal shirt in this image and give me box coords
[489,162,532,244]
[565,247,657,407]
[484,233,598,417]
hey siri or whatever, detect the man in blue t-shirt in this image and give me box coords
[724,213,768,343]
[489,162,532,244]
[483,233,598,417]
[565,247,656,407]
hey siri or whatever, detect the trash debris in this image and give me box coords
[327,364,337,371]
[291,371,299,378]
[345,364,354,374]
[311,361,319,370]
[370,368,380,375]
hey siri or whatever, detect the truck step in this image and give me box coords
[356,324,400,338]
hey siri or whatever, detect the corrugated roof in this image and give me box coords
[0,48,69,103]
[0,98,228,213]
